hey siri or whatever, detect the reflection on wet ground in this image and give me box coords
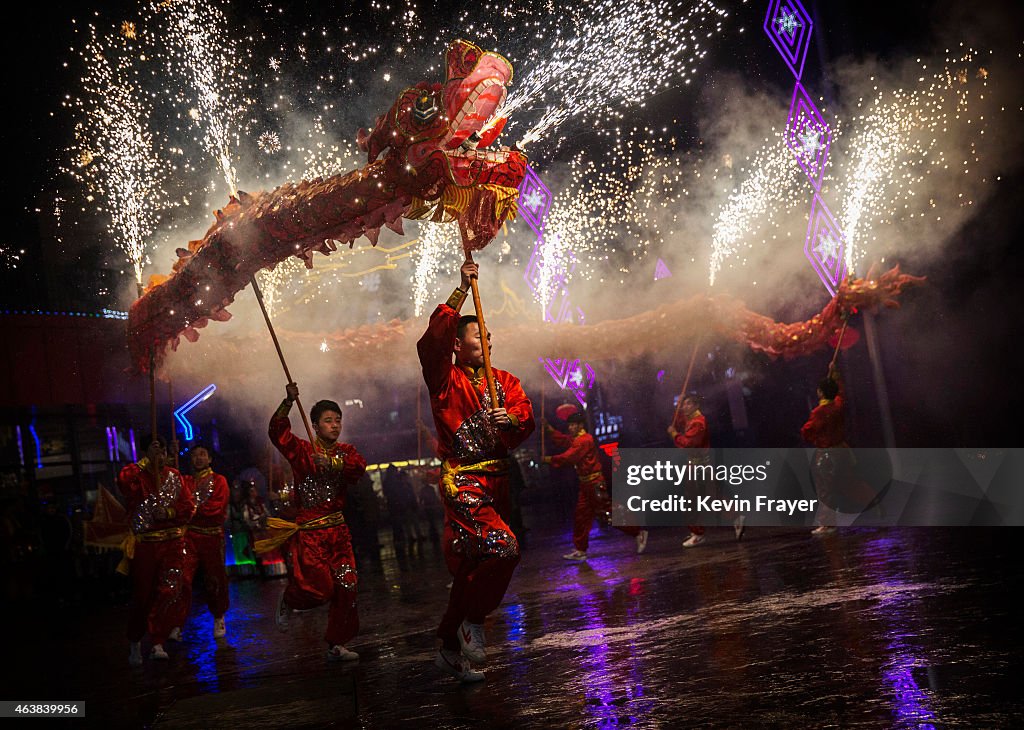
[20,520,1023,728]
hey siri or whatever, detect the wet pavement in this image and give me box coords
[15,516,1024,728]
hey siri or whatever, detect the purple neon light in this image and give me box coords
[128,428,138,463]
[517,165,553,237]
[804,193,847,296]
[763,0,813,80]
[786,82,833,190]
[15,425,25,467]
[540,357,596,406]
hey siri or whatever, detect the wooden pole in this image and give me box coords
[672,336,703,427]
[148,347,159,479]
[149,348,158,441]
[416,381,422,463]
[167,378,179,469]
[250,275,316,445]
[540,381,546,460]
[829,317,850,371]
[465,253,499,407]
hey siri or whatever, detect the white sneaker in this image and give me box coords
[562,550,587,561]
[168,627,182,642]
[458,620,486,664]
[636,530,649,554]
[326,645,360,662]
[734,515,747,541]
[213,617,226,638]
[128,642,143,667]
[682,533,705,548]
[811,526,837,537]
[435,648,485,683]
[151,644,169,660]
[275,592,290,631]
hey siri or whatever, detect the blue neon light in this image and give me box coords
[174,384,218,441]
[28,422,43,469]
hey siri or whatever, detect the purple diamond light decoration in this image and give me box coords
[786,82,832,190]
[764,0,813,80]
[804,193,847,296]
[518,164,552,237]
[540,357,597,406]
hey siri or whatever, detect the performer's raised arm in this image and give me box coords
[417,260,475,396]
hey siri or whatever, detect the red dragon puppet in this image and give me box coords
[127,39,526,372]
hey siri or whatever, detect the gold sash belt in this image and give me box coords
[254,511,346,555]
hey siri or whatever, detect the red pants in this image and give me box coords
[127,537,188,645]
[572,477,639,551]
[438,474,520,647]
[283,523,358,647]
[172,530,230,627]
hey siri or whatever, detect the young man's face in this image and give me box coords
[191,447,211,471]
[314,410,343,443]
[568,422,585,437]
[681,399,698,419]
[454,322,492,368]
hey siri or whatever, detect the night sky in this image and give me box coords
[5,0,1024,444]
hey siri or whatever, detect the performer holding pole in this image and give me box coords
[671,336,702,430]
[118,436,195,666]
[260,383,367,661]
[545,411,647,558]
[418,259,535,683]
[251,275,316,444]
[168,444,231,642]
[803,313,852,536]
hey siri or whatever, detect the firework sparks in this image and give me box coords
[64,20,174,286]
[0,243,27,270]
[495,0,730,148]
[154,0,252,195]
[836,49,987,273]
[412,222,460,316]
[707,48,1005,285]
[709,136,800,286]
[258,130,282,154]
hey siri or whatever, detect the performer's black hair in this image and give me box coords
[143,434,167,449]
[818,377,839,400]
[311,399,343,423]
[681,393,703,409]
[566,412,588,429]
[457,315,479,339]
[190,442,215,458]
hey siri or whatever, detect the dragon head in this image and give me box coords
[359,39,527,195]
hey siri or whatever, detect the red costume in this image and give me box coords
[801,376,849,524]
[800,385,846,448]
[173,467,230,627]
[417,302,535,648]
[673,412,712,536]
[549,429,640,551]
[269,408,367,647]
[117,462,195,646]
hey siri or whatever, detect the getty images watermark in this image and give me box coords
[623,459,817,517]
[611,448,1024,528]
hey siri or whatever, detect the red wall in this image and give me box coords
[2,314,147,407]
